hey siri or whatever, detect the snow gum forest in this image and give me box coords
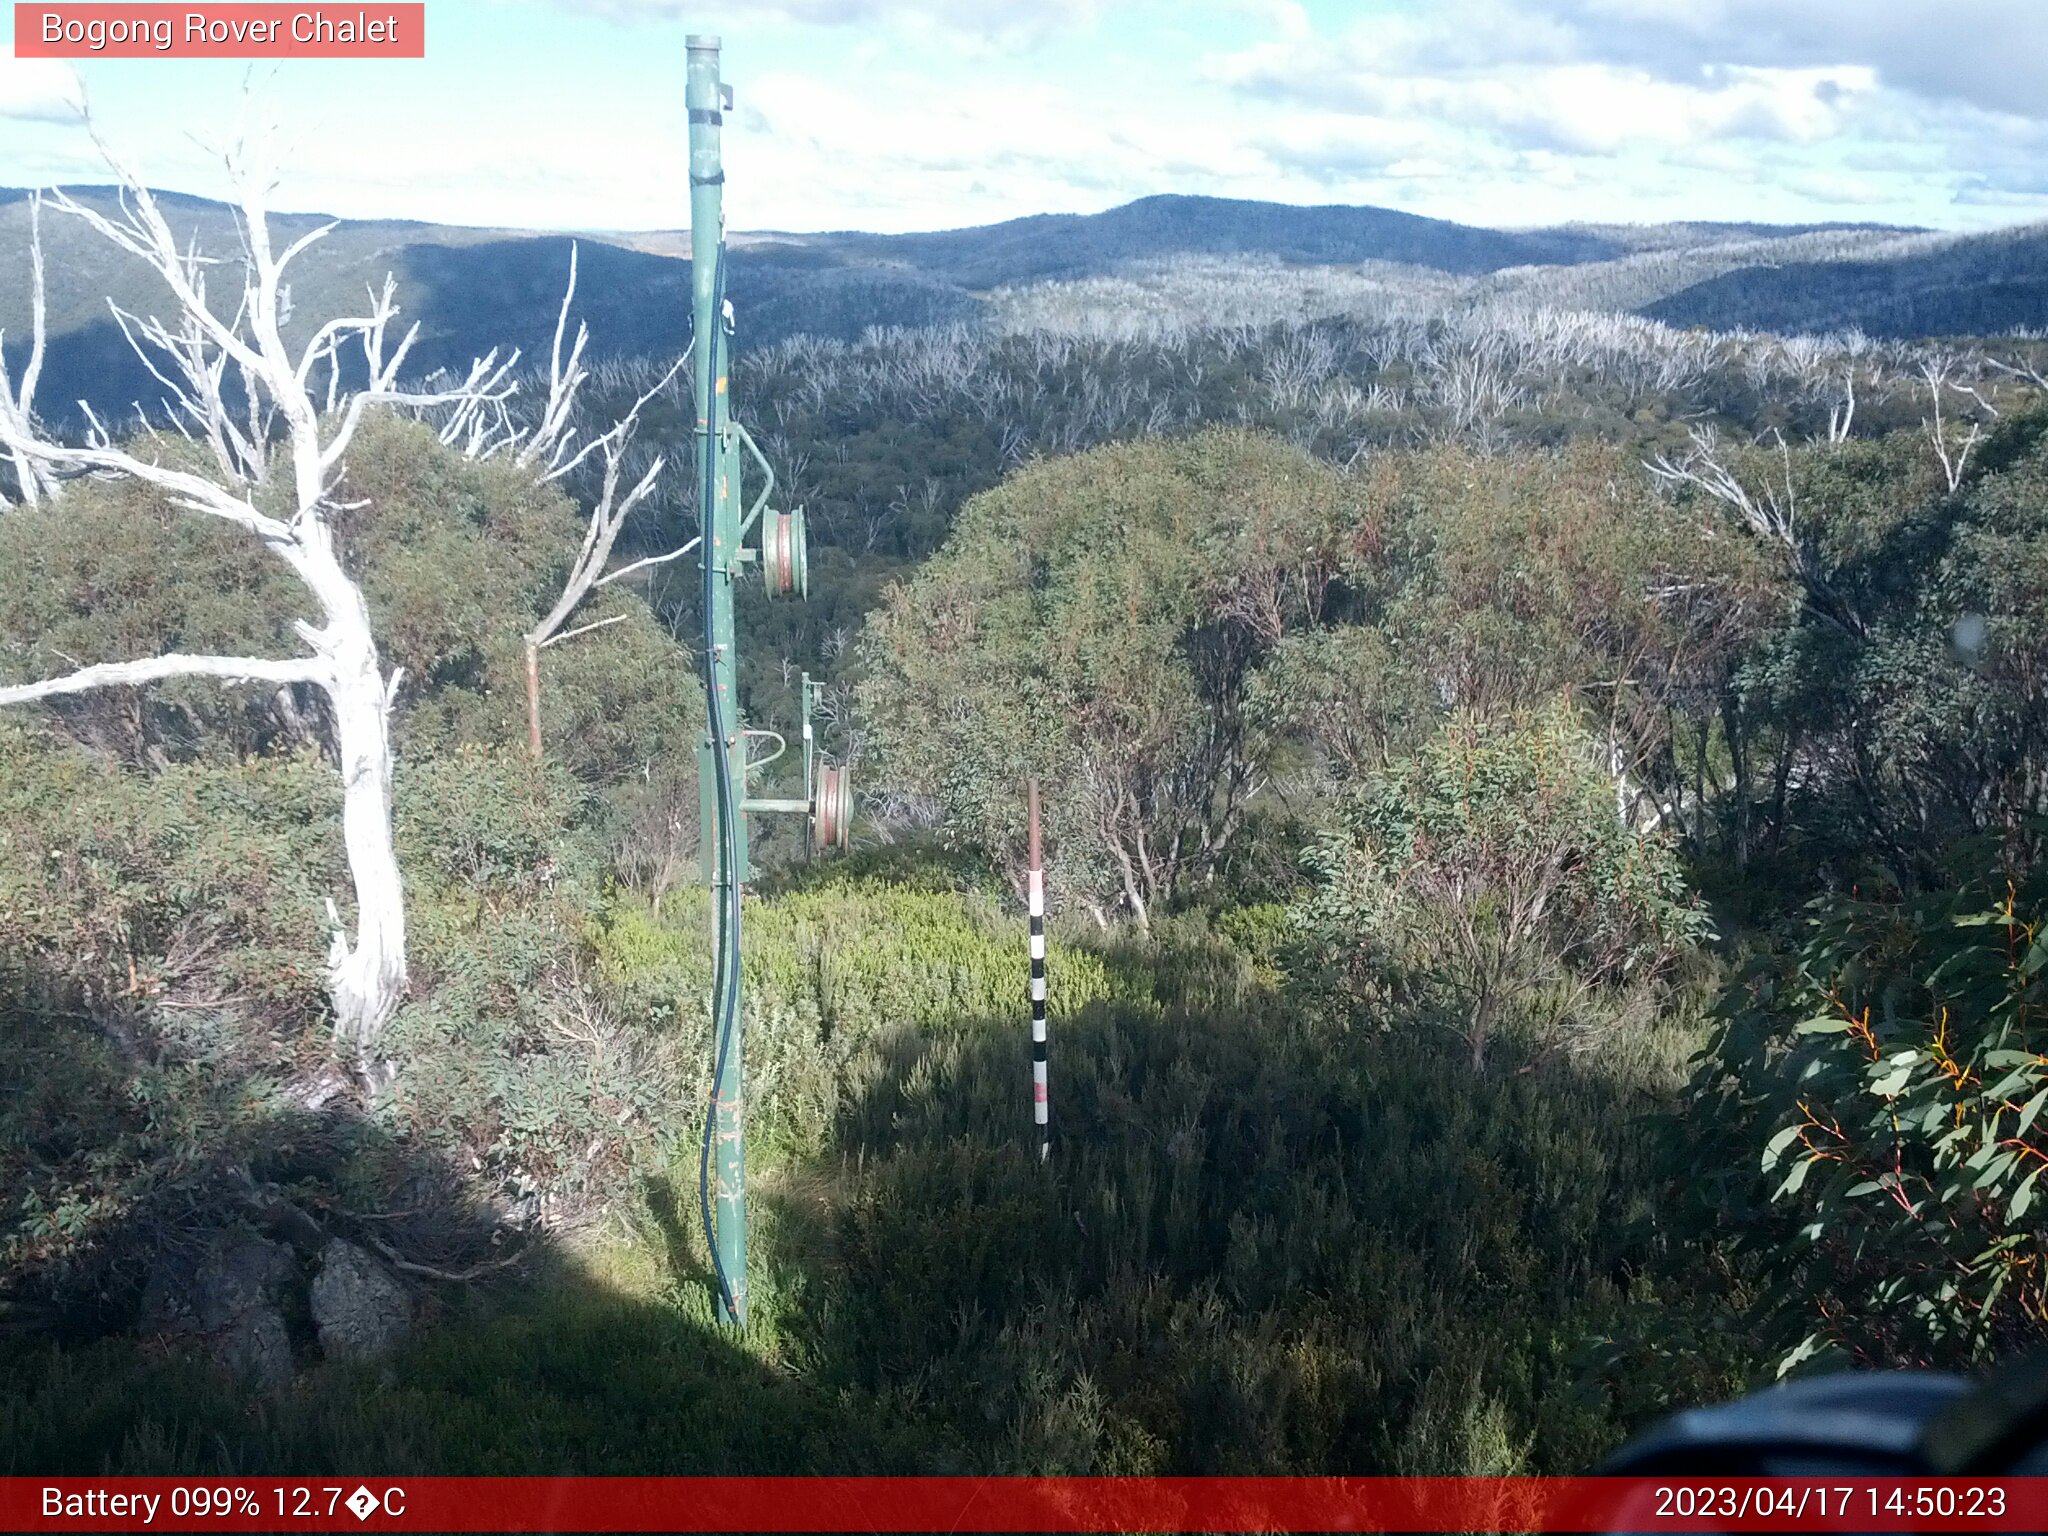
[2,156,2047,1476]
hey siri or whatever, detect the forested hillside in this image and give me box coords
[3,164,2047,1479]
[8,187,2045,439]
[1644,225,2048,338]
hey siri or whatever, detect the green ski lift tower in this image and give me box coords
[687,33,851,1329]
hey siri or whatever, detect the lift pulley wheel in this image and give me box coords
[812,762,852,852]
[760,506,808,599]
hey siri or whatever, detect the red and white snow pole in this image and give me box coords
[1027,777,1049,1162]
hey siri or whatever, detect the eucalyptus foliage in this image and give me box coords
[1702,857,2048,1371]
[859,427,1358,923]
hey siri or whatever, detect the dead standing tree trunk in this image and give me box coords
[0,126,516,1083]
[511,249,688,759]
[0,192,58,505]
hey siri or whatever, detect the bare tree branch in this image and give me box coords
[593,533,698,591]
[540,613,630,651]
[1921,356,1988,495]
[1647,425,1864,641]
[0,652,327,707]
[517,341,686,759]
[0,430,294,544]
[515,243,591,473]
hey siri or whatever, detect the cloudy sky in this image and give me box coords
[2,0,2046,235]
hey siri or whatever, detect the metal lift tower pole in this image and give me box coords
[684,33,847,1332]
[688,33,748,1329]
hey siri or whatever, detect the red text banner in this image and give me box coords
[3,1476,2047,1532]
[14,4,425,58]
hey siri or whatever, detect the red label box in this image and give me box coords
[3,1476,2047,1532]
[14,4,425,57]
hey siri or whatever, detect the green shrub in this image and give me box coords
[592,882,1129,1163]
[784,914,1729,1475]
[858,429,1361,921]
[383,742,670,1209]
[0,454,309,765]
[1296,703,1703,1068]
[0,719,336,1055]
[0,404,723,1329]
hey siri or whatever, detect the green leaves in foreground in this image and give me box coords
[1705,852,2048,1370]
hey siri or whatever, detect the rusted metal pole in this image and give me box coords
[1027,778,1049,1161]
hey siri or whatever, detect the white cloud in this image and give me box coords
[1214,14,1881,153]
[0,60,81,124]
[1334,63,1872,155]
[1254,110,1469,183]
[8,0,2044,239]
[1218,1,2048,124]
[541,0,1096,50]
[1224,0,1310,44]
[1570,0,2048,121]
[727,69,1269,231]
[1199,0,2048,229]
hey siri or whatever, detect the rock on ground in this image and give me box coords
[140,1232,296,1390]
[309,1238,411,1360]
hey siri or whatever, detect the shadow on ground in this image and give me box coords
[744,941,1751,1476]
[3,928,1750,1476]
[0,966,937,1476]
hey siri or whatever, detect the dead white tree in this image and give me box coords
[1649,426,1800,547]
[1986,354,2048,394]
[513,246,689,760]
[1920,356,1988,494]
[1825,368,1856,444]
[0,129,506,1082]
[0,192,59,506]
[1647,425,1863,641]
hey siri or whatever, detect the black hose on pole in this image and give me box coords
[696,240,742,1326]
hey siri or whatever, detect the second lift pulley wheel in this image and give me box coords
[812,762,852,852]
[760,506,808,599]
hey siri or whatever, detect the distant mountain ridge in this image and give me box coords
[0,188,2039,424]
[780,194,1635,286]
[1642,224,2048,336]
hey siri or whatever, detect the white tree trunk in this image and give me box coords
[0,123,577,1083]
[317,577,408,1068]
